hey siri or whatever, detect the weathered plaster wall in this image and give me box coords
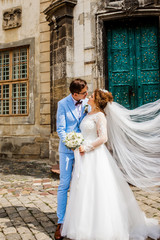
[73,0,100,91]
[0,0,40,42]
[0,0,51,160]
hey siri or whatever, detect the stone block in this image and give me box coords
[53,65,61,80]
[3,227,17,234]
[66,38,72,47]
[40,42,50,54]
[40,22,50,33]
[74,61,84,76]
[20,233,36,240]
[53,41,58,49]
[40,93,50,104]
[35,137,49,143]
[40,142,49,158]
[18,144,40,155]
[40,12,46,23]
[84,48,95,62]
[59,38,66,47]
[1,142,14,152]
[53,50,57,64]
[40,103,51,114]
[40,72,50,82]
[66,63,73,78]
[40,31,50,42]
[59,25,66,38]
[54,63,66,79]
[40,114,51,125]
[40,82,50,93]
[66,46,73,61]
[0,232,5,240]
[49,136,59,163]
[40,0,50,3]
[5,233,21,240]
[84,63,93,76]
[53,85,67,99]
[67,25,73,38]
[57,48,66,63]
[40,62,50,73]
[52,31,57,42]
[40,52,50,63]
[40,2,51,13]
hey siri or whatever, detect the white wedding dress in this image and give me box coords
[61,112,160,240]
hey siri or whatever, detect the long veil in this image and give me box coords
[105,100,160,192]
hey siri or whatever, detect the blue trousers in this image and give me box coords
[57,152,74,223]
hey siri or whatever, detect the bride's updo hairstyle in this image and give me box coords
[94,89,113,114]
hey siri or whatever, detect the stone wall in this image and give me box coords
[0,0,52,160]
[40,0,51,128]
[44,0,77,162]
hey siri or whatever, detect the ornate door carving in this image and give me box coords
[106,17,160,109]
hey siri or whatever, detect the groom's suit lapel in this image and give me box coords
[67,94,79,122]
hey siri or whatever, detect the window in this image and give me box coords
[0,47,29,116]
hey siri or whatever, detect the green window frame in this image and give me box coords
[0,47,29,116]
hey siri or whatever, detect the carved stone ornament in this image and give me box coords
[122,0,139,12]
[3,7,22,30]
[105,0,156,10]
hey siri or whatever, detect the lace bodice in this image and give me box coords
[80,112,108,152]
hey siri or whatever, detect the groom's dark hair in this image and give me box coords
[69,79,87,94]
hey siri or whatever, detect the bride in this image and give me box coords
[61,89,160,240]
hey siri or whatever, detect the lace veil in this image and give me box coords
[104,98,160,192]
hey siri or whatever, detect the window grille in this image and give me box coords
[0,47,29,116]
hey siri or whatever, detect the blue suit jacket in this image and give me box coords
[56,94,89,153]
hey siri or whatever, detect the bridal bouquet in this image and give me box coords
[63,131,84,150]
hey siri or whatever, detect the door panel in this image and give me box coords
[106,17,160,109]
[107,24,135,109]
[142,84,160,104]
[135,19,160,106]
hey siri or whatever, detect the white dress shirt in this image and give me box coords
[72,96,83,119]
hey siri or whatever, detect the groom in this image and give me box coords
[55,79,89,240]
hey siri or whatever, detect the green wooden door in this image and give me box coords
[106,17,160,109]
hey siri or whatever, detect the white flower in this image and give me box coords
[63,131,84,150]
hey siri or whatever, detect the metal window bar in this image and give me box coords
[12,48,27,80]
[1,84,10,115]
[0,85,1,114]
[12,82,27,114]
[0,52,10,81]
[0,54,2,81]
[0,47,29,116]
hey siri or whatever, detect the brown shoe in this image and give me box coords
[54,224,63,240]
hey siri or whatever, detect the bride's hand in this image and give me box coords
[79,145,85,156]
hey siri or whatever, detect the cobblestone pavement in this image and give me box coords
[0,159,159,240]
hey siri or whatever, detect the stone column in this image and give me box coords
[44,0,77,162]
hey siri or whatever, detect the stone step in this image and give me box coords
[51,164,60,175]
